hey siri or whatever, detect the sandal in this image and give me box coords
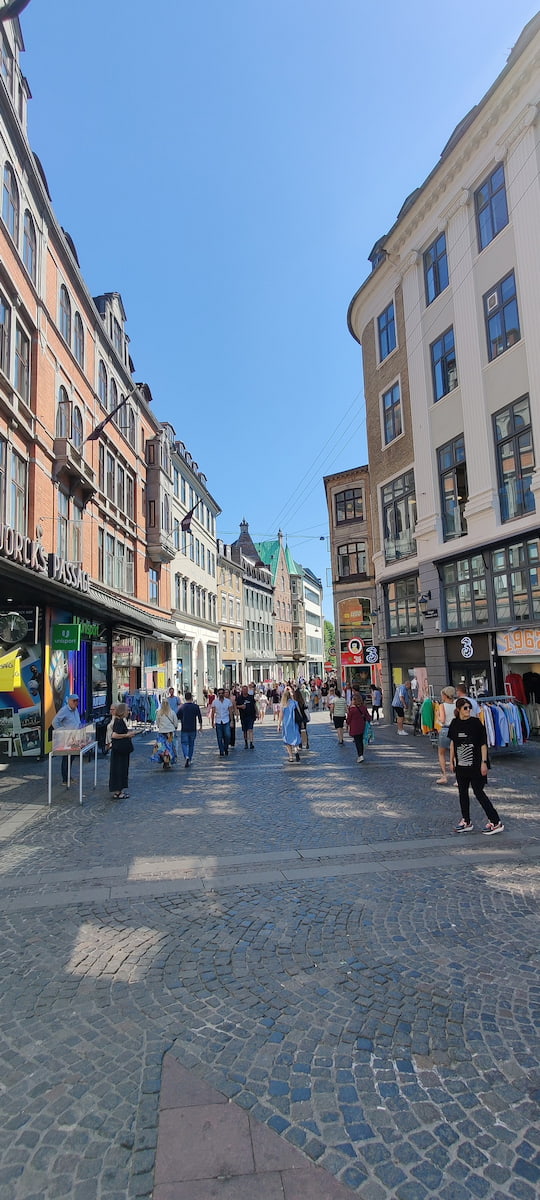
[436,777,448,785]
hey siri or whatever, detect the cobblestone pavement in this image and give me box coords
[0,715,539,1199]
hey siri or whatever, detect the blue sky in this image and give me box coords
[20,0,539,617]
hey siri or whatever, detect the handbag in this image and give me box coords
[364,721,374,744]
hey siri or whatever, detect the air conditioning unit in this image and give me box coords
[486,290,498,312]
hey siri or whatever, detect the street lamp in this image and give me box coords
[418,591,431,615]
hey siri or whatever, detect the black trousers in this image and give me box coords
[353,734,364,756]
[456,769,499,825]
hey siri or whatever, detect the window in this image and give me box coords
[105,533,115,586]
[74,313,84,368]
[163,493,170,534]
[106,451,115,502]
[57,490,69,557]
[229,597,234,621]
[14,323,29,401]
[438,435,468,541]
[2,163,18,242]
[98,443,104,491]
[0,293,10,375]
[72,502,82,562]
[126,548,134,594]
[236,599,241,623]
[181,476,186,504]
[424,233,448,304]
[378,301,396,360]
[382,469,417,563]
[475,164,509,251]
[56,386,71,438]
[335,487,363,523]
[431,327,457,401]
[221,593,227,620]
[109,377,118,414]
[382,382,402,444]
[23,211,36,282]
[181,529,187,555]
[222,629,227,650]
[195,538,200,566]
[442,554,488,629]
[337,542,367,578]
[190,582,195,615]
[117,465,125,512]
[386,577,421,638]
[182,577,187,610]
[59,285,71,345]
[126,473,134,518]
[189,533,194,560]
[173,518,180,550]
[494,396,536,522]
[1,32,13,95]
[125,406,135,447]
[484,271,520,361]
[492,538,540,625]
[149,568,159,605]
[113,318,122,357]
[98,361,107,408]
[10,451,26,534]
[114,541,125,591]
[72,406,83,449]
[173,467,180,497]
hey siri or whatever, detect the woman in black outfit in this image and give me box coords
[293,687,310,749]
[109,702,136,799]
[448,697,504,835]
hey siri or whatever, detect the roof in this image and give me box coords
[255,540,302,582]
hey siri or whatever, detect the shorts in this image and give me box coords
[438,726,451,749]
[392,705,404,719]
[241,717,255,731]
[333,716,345,729]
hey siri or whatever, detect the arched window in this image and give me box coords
[22,210,36,281]
[109,377,118,414]
[73,312,84,368]
[59,285,71,344]
[72,406,83,449]
[56,385,71,438]
[126,405,135,447]
[98,360,107,408]
[2,163,19,243]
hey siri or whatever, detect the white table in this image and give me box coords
[48,741,98,806]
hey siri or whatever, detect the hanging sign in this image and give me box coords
[460,636,474,659]
[365,645,380,664]
[52,624,82,651]
[497,628,540,655]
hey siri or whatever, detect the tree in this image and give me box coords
[324,619,335,661]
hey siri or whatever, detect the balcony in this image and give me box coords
[147,529,176,564]
[53,437,96,503]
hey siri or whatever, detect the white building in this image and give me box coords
[301,566,324,679]
[347,13,540,702]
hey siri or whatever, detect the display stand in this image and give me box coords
[48,725,97,806]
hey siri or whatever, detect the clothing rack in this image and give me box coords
[477,695,529,752]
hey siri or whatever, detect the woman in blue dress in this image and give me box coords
[281,687,302,763]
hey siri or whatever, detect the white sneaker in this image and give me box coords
[357,756,364,763]
[398,730,408,736]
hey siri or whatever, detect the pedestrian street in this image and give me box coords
[0,712,539,1199]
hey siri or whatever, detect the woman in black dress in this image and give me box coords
[109,702,135,798]
[293,687,310,749]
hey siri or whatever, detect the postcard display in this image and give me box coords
[0,612,43,757]
[47,724,98,807]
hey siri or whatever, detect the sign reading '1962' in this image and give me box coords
[496,628,540,655]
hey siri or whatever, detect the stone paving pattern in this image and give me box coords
[0,713,539,1198]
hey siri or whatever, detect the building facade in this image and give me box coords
[216,539,244,687]
[347,13,540,705]
[301,566,324,680]
[255,532,294,681]
[324,466,378,689]
[231,520,275,683]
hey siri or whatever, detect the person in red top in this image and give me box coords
[346,694,371,763]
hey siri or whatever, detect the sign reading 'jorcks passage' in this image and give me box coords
[0,524,89,593]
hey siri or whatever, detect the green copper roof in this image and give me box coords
[255,540,302,582]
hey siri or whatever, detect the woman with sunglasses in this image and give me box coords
[448,697,504,834]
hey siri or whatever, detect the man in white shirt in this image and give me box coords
[211,688,234,757]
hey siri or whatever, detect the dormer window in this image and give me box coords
[113,317,122,357]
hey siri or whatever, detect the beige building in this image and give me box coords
[217,540,244,686]
[347,13,540,704]
[324,467,377,689]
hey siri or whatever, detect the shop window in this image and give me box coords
[149,567,159,605]
[494,395,536,522]
[438,435,468,540]
[335,487,363,524]
[441,554,488,630]
[14,323,29,402]
[382,469,417,563]
[10,451,26,534]
[492,538,540,625]
[484,271,520,361]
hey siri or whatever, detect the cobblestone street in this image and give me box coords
[0,713,539,1199]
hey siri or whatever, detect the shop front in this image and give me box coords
[446,633,492,697]
[388,640,427,702]
[338,596,375,692]
[495,627,540,704]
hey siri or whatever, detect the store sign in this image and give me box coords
[460,636,474,659]
[0,524,89,592]
[52,624,82,651]
[74,618,100,638]
[365,645,380,664]
[497,628,540,655]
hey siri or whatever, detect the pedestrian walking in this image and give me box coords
[109,702,136,798]
[391,679,412,735]
[435,686,456,784]
[257,691,268,721]
[329,689,347,744]
[281,687,302,762]
[370,684,382,721]
[236,684,257,749]
[293,687,310,749]
[449,697,504,834]
[224,688,237,746]
[150,700,178,769]
[211,687,234,757]
[271,686,280,720]
[178,691,203,767]
[346,693,371,763]
[51,693,81,786]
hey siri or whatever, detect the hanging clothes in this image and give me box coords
[421,696,435,733]
[505,672,527,704]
